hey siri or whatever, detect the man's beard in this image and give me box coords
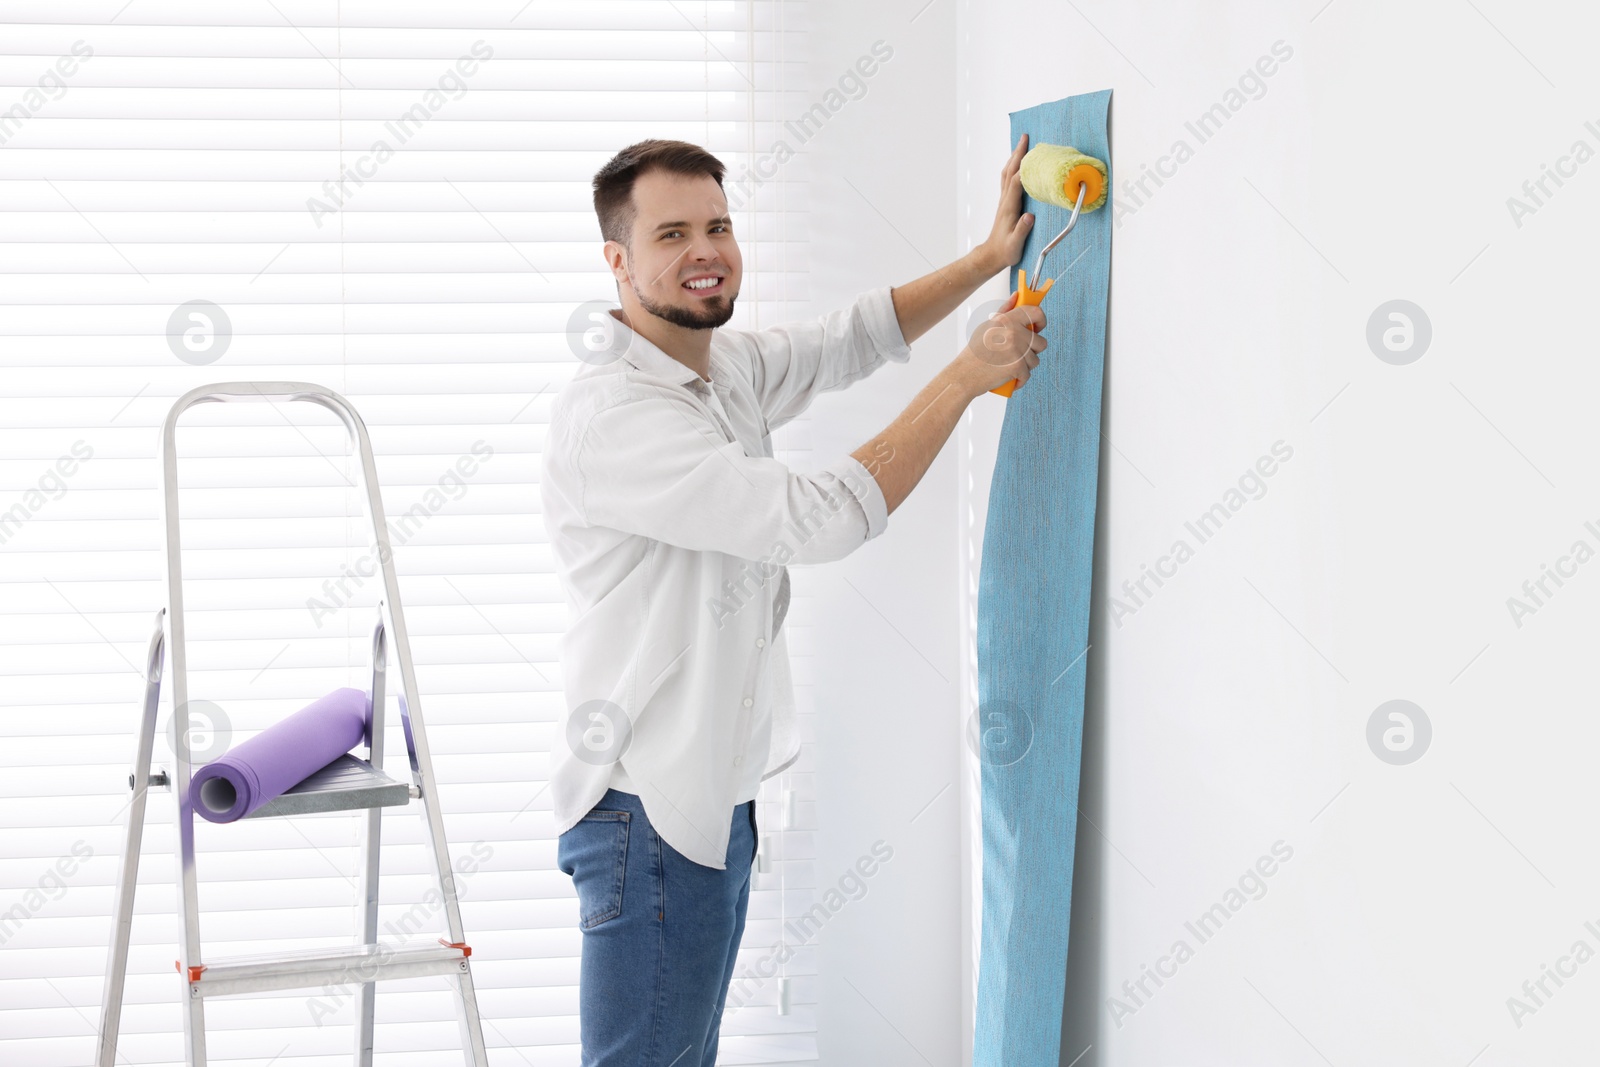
[630,266,736,330]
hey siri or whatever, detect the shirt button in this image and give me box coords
[756,638,765,648]
[734,755,743,766]
[743,697,753,707]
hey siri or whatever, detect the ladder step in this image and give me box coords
[179,938,471,998]
[241,753,412,819]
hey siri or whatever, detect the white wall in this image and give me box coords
[954,1,1600,1064]
[797,2,967,1065]
[800,0,1600,1064]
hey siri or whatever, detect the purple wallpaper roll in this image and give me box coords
[189,687,372,823]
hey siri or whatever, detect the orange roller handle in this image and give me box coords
[989,267,1052,398]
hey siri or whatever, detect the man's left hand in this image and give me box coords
[978,133,1035,276]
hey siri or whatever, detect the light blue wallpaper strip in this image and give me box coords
[974,87,1112,1067]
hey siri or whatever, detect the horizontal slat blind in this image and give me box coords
[0,2,822,1063]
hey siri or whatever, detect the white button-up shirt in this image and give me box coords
[541,285,911,869]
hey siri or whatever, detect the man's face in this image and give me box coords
[608,169,741,330]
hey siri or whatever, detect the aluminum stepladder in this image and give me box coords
[97,382,488,1066]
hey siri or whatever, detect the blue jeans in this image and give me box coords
[557,787,758,1066]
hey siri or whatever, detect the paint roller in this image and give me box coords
[990,142,1107,397]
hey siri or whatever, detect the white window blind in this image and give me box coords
[0,2,824,1063]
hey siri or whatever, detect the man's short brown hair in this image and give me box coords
[592,139,726,252]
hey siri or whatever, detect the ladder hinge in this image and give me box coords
[439,938,471,958]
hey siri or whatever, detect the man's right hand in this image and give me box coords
[953,290,1047,396]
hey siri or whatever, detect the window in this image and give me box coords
[0,2,820,1061]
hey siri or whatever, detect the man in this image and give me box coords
[540,135,1046,1064]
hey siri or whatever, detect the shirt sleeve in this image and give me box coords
[573,386,889,565]
[740,284,912,432]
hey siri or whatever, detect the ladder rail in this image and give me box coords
[355,610,387,1063]
[95,610,166,1067]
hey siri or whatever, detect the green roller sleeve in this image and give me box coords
[1019,142,1108,212]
